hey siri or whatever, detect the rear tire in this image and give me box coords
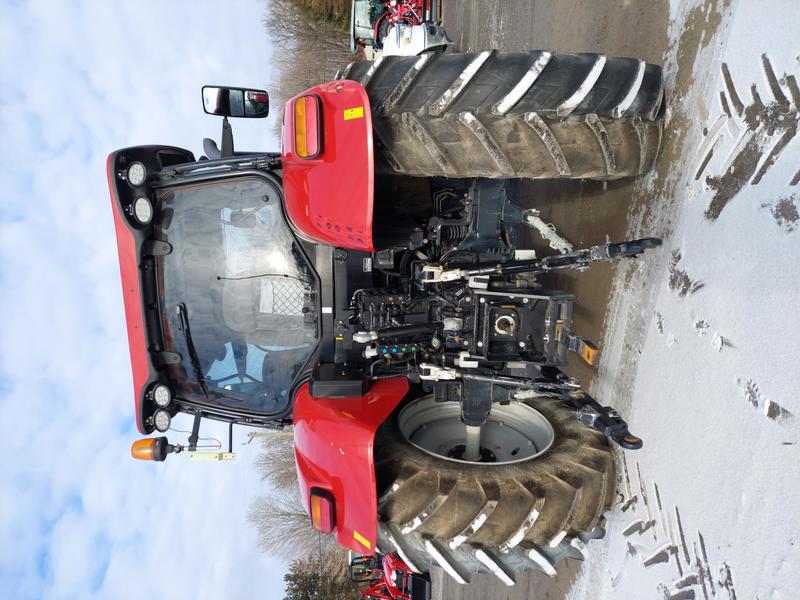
[373,395,616,583]
[340,50,664,179]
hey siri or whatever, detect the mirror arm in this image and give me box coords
[221,116,234,158]
[188,412,202,451]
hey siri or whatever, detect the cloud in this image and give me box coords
[0,1,290,598]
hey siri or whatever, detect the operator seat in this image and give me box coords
[220,275,311,348]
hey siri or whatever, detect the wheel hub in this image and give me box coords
[397,396,555,465]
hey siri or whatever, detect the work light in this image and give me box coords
[152,384,172,408]
[153,408,171,433]
[127,161,147,186]
[132,196,153,224]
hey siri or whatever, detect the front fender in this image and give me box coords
[281,80,375,251]
[292,377,409,554]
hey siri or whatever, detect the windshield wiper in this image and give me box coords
[176,302,209,397]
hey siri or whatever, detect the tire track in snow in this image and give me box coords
[693,54,800,221]
[617,455,739,600]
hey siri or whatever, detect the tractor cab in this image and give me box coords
[110,86,330,459]
[116,80,385,463]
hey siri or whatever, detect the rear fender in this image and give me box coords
[281,80,375,251]
[292,377,409,554]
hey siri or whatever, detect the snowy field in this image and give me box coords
[569,1,800,598]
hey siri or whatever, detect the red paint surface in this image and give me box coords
[282,80,375,251]
[293,377,409,553]
[383,552,411,597]
[107,153,149,433]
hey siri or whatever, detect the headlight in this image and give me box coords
[153,409,171,432]
[132,196,153,224]
[152,384,172,408]
[127,161,147,186]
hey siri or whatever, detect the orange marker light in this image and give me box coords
[294,95,320,158]
[309,489,335,533]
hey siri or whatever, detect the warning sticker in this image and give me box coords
[343,106,365,121]
[353,530,371,550]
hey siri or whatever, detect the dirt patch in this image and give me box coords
[629,0,733,238]
[737,378,793,422]
[674,0,730,104]
[765,400,793,421]
[761,194,799,232]
[668,250,704,297]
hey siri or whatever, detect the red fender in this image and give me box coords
[292,377,409,554]
[373,12,391,42]
[281,80,375,252]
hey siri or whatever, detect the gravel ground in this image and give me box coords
[568,0,800,598]
[431,0,740,598]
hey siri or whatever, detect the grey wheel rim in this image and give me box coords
[397,396,555,465]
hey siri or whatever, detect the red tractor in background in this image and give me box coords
[112,47,665,585]
[372,0,429,42]
[351,0,448,57]
[350,552,431,599]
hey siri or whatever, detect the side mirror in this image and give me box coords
[202,86,269,118]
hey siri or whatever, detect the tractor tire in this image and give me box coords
[372,395,616,584]
[339,50,664,180]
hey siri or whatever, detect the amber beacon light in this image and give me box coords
[131,437,183,462]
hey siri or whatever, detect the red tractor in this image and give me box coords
[112,48,665,584]
[351,0,448,56]
[350,552,431,599]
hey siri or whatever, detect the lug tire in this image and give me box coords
[340,50,664,179]
[373,396,616,583]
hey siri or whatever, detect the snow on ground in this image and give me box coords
[569,1,800,598]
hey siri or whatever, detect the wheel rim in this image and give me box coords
[397,396,555,465]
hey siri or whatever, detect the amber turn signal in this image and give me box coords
[309,489,335,533]
[294,95,321,159]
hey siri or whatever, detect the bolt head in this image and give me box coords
[523,298,529,303]
[479,297,485,303]
[518,341,526,347]
[477,341,483,347]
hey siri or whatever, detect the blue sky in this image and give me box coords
[0,1,291,598]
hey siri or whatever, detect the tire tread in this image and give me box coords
[345,50,665,179]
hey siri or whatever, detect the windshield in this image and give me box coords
[156,176,317,415]
[353,0,377,40]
